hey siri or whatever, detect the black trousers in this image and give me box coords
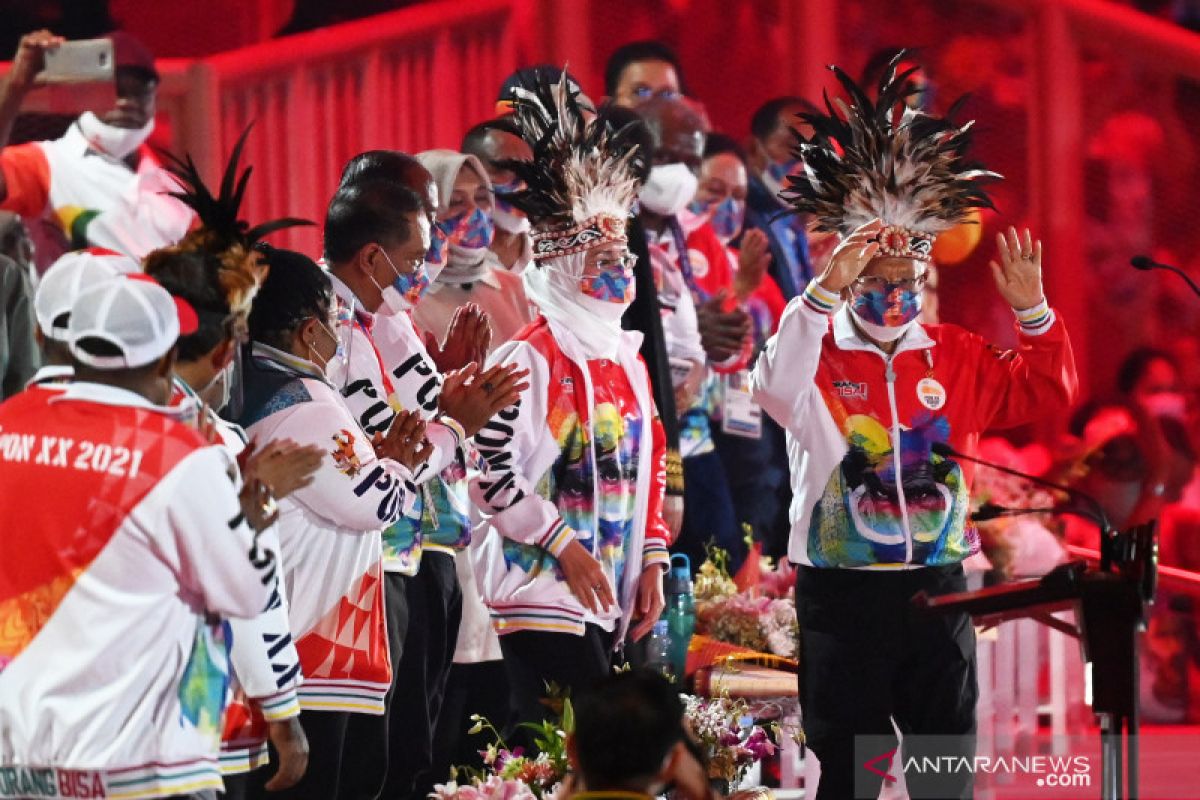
[227,708,387,800]
[499,624,615,743]
[382,551,463,800]
[430,660,512,781]
[795,564,977,800]
[673,449,745,574]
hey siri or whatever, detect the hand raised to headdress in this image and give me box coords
[817,219,883,293]
[990,226,1044,311]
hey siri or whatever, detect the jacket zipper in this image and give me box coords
[884,355,914,563]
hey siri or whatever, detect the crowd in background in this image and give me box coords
[1,17,1199,800]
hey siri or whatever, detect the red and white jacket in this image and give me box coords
[751,281,1078,569]
[469,317,670,643]
[238,344,418,715]
[0,382,275,799]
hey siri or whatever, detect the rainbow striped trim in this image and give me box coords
[298,678,388,715]
[802,280,840,315]
[219,743,270,776]
[437,414,467,448]
[103,757,224,800]
[642,543,671,570]
[259,687,301,722]
[1014,299,1054,335]
[492,603,586,636]
[539,518,575,557]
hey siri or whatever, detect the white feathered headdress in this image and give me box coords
[781,52,1000,261]
[494,71,643,260]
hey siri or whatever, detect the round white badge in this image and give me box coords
[917,378,947,411]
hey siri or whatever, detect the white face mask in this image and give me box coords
[492,205,531,235]
[199,358,236,411]
[848,306,920,343]
[77,111,155,161]
[638,163,699,216]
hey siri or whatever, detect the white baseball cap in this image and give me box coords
[68,274,199,369]
[34,248,139,341]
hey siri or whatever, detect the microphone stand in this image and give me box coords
[932,442,1117,569]
[925,442,1155,800]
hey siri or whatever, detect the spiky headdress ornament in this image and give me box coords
[782,52,1000,262]
[494,72,642,260]
[143,126,312,317]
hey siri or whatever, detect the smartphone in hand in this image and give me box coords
[37,39,114,84]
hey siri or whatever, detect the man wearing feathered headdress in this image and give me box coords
[468,73,672,731]
[750,54,1079,798]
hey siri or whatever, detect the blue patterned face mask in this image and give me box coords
[441,207,495,250]
[426,223,449,269]
[688,196,745,243]
[766,158,801,185]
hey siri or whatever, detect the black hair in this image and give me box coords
[573,670,684,792]
[248,246,332,353]
[323,179,424,264]
[703,131,747,165]
[461,118,523,159]
[1116,347,1178,395]
[749,95,811,142]
[603,103,654,183]
[604,40,686,98]
[145,250,231,363]
[497,65,583,105]
[862,47,923,89]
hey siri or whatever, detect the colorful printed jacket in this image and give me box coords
[469,317,671,641]
[0,382,274,800]
[0,122,193,258]
[237,343,418,714]
[168,379,304,776]
[326,281,471,573]
[751,281,1078,569]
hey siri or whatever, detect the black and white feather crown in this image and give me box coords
[782,52,1000,239]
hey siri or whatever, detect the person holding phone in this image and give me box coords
[0,30,193,265]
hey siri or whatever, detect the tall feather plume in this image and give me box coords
[494,72,643,229]
[148,124,314,315]
[781,51,1001,236]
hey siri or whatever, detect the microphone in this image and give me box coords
[930,440,1115,567]
[1131,255,1200,299]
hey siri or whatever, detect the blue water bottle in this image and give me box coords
[663,554,696,680]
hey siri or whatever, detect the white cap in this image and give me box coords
[68,275,198,369]
[35,248,139,341]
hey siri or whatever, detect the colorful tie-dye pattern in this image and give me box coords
[502,361,642,592]
[178,621,231,747]
[807,412,976,566]
[851,284,922,327]
[580,265,635,303]
[679,373,720,457]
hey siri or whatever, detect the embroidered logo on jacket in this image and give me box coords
[330,429,362,477]
[833,380,869,402]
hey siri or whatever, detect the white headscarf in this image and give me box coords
[522,248,630,361]
[415,149,494,285]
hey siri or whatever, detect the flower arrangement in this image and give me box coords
[683,694,778,786]
[431,701,571,800]
[694,546,798,659]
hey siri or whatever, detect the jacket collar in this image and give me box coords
[832,305,935,356]
[53,380,178,414]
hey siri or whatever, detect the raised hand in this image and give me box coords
[696,291,751,363]
[242,439,323,499]
[424,303,492,372]
[7,30,64,91]
[817,218,883,293]
[439,362,530,437]
[734,227,771,300]
[989,226,1045,311]
[376,409,434,471]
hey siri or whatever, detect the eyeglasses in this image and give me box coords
[852,274,928,292]
[632,86,682,101]
[592,252,639,273]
